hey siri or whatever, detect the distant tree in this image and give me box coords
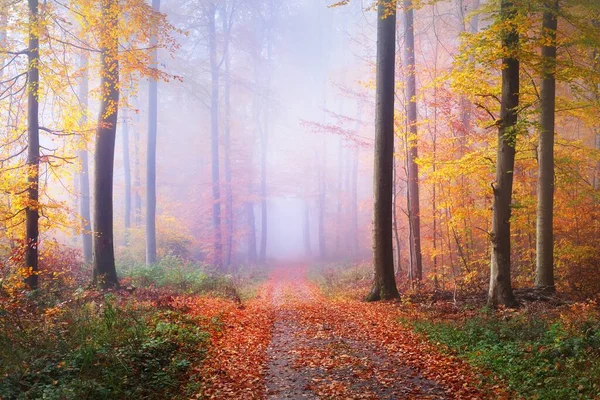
[403,0,423,286]
[489,0,519,308]
[146,0,160,265]
[78,50,93,264]
[367,0,400,302]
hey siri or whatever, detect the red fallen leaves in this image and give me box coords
[156,267,510,399]
[169,283,275,399]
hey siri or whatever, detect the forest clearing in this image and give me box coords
[1,0,600,398]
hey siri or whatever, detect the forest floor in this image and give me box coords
[198,265,499,399]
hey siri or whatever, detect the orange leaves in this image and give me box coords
[173,284,274,399]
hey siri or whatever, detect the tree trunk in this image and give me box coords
[223,5,234,268]
[122,107,132,245]
[25,0,40,290]
[351,145,359,258]
[535,0,558,292]
[403,0,423,284]
[133,96,142,226]
[318,149,327,260]
[304,199,312,258]
[259,38,272,264]
[92,0,120,289]
[246,201,257,263]
[367,0,400,302]
[209,4,223,268]
[78,51,92,264]
[146,0,160,265]
[489,0,519,308]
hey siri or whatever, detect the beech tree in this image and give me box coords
[93,0,120,288]
[146,0,160,265]
[535,0,558,293]
[24,0,40,290]
[489,0,519,308]
[368,0,400,302]
[403,0,423,285]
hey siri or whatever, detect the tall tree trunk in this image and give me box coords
[535,0,558,292]
[367,0,400,302]
[335,142,343,257]
[78,51,93,263]
[92,0,120,289]
[246,201,257,262]
[25,0,40,290]
[317,150,327,260]
[489,0,519,307]
[122,107,132,245]
[393,156,402,276]
[304,199,312,258]
[351,145,359,258]
[133,96,142,226]
[223,5,234,268]
[403,0,423,284]
[259,38,272,264]
[146,0,160,265]
[209,4,222,268]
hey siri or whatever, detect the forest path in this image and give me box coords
[264,266,450,399]
[197,265,491,399]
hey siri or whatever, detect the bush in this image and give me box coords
[409,303,600,399]
[0,294,209,400]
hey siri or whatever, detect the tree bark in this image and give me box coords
[146,0,160,265]
[259,36,272,264]
[92,0,120,289]
[122,107,131,245]
[535,0,558,292]
[25,0,40,290]
[318,151,327,261]
[78,51,92,263]
[489,0,519,308]
[208,3,223,268]
[246,201,257,263]
[403,0,423,284]
[367,0,400,302]
[223,3,234,268]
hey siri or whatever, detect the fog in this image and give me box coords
[102,0,381,265]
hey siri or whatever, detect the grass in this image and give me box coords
[406,303,600,399]
[0,294,210,400]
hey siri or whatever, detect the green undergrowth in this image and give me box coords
[0,294,210,400]
[309,262,373,299]
[119,254,268,301]
[404,303,600,399]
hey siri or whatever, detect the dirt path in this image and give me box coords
[196,265,494,399]
[264,267,452,399]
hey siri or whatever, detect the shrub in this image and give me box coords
[0,294,209,400]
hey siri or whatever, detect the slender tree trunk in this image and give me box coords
[367,0,400,302]
[351,145,359,257]
[122,107,132,245]
[246,201,257,262]
[133,96,142,226]
[335,142,344,257]
[535,0,558,292]
[92,0,120,289]
[489,0,519,307]
[403,0,423,284]
[304,199,312,258]
[78,51,93,263]
[317,150,327,260]
[259,38,272,264]
[146,0,160,265]
[209,4,223,268]
[25,0,40,290]
[223,9,234,268]
[393,156,402,276]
